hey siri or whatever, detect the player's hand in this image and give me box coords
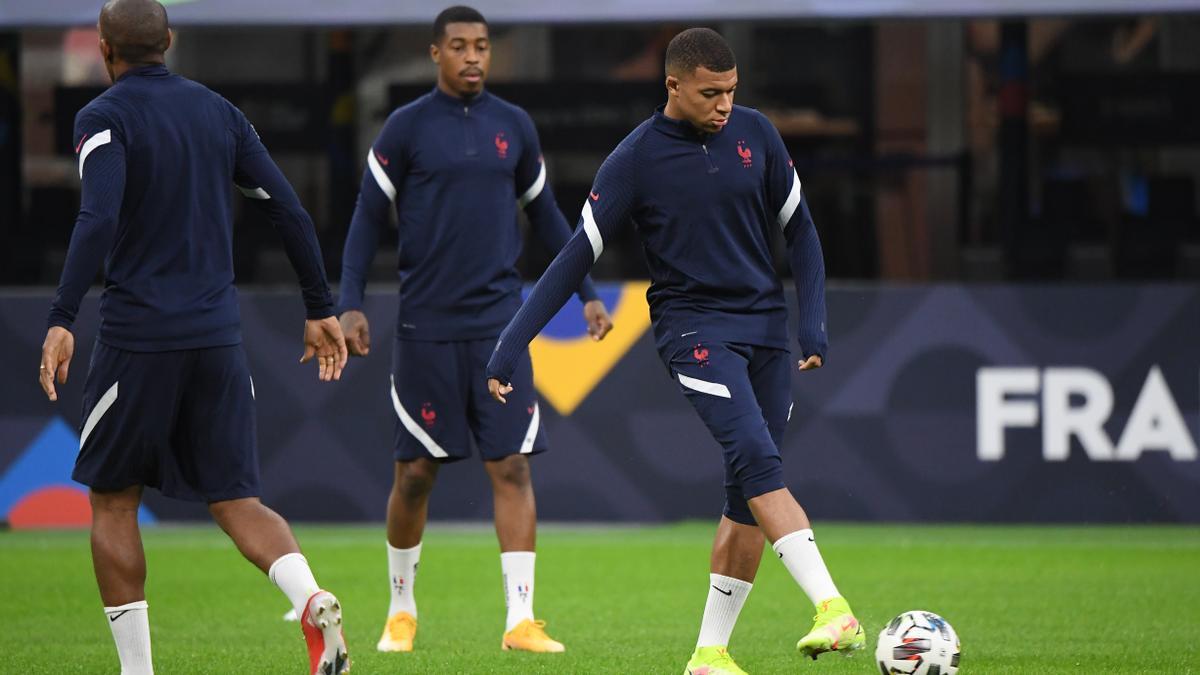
[300,316,349,382]
[339,310,371,357]
[583,300,613,341]
[797,355,823,372]
[488,378,513,404]
[39,327,75,402]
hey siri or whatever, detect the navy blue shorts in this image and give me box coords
[71,342,260,503]
[662,339,792,526]
[390,338,547,463]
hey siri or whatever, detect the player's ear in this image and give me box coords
[665,74,679,98]
[99,38,114,64]
[164,29,174,52]
[430,43,440,65]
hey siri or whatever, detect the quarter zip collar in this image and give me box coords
[652,104,722,142]
[430,85,490,113]
[117,63,170,82]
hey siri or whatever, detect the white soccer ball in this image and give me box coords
[875,610,961,675]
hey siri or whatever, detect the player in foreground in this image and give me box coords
[337,5,611,654]
[37,1,350,672]
[487,28,863,674]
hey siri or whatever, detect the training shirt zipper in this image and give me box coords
[701,144,719,174]
[463,105,478,157]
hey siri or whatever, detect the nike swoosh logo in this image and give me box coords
[808,537,815,542]
[108,610,129,622]
[75,133,89,154]
[712,585,732,596]
[375,150,389,166]
[589,191,600,202]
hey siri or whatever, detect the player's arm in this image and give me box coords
[41,113,126,401]
[232,114,346,381]
[514,113,611,341]
[761,114,828,370]
[487,140,637,401]
[337,118,406,357]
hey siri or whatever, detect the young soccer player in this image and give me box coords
[38,2,350,672]
[487,27,864,674]
[337,5,612,654]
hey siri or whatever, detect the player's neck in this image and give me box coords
[109,58,166,83]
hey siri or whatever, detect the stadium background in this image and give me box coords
[2,0,1197,528]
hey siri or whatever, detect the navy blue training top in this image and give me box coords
[488,104,827,384]
[338,87,598,341]
[48,64,334,351]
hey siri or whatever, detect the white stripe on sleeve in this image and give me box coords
[367,148,397,202]
[517,162,547,208]
[581,201,604,262]
[777,168,803,230]
[78,129,112,179]
[236,185,271,200]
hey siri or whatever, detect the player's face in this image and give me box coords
[431,22,490,97]
[667,66,737,133]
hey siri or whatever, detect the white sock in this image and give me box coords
[500,551,536,632]
[772,529,841,605]
[268,552,321,619]
[387,541,421,618]
[696,573,753,648]
[104,600,153,675]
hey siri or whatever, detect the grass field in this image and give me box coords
[3,522,1198,674]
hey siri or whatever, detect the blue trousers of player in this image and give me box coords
[665,340,791,526]
[71,341,260,502]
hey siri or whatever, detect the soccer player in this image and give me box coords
[36,2,350,673]
[487,28,864,674]
[337,5,612,654]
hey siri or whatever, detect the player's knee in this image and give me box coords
[486,455,530,490]
[736,452,785,500]
[395,461,438,500]
[723,490,757,526]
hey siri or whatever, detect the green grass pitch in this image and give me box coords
[3,523,1198,673]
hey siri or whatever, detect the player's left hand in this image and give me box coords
[584,300,613,341]
[39,326,75,402]
[798,355,823,372]
[300,316,349,382]
[488,378,513,404]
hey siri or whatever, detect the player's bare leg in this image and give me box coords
[377,458,439,652]
[91,485,146,605]
[210,497,347,674]
[90,486,153,673]
[747,488,863,660]
[209,497,301,571]
[485,454,562,653]
[388,458,439,548]
[485,454,535,552]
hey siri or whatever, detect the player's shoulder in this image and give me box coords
[485,91,534,125]
[379,92,435,139]
[733,105,773,134]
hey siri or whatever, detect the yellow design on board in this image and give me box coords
[529,282,651,416]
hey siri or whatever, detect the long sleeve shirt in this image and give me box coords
[48,64,333,351]
[337,86,598,341]
[488,104,827,384]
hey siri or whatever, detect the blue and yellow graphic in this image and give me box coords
[526,281,651,415]
[0,418,155,529]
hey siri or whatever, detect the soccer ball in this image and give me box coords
[875,610,961,675]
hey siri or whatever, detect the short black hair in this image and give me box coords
[99,0,170,64]
[433,5,488,43]
[664,28,736,77]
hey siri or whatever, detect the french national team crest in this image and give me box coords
[526,281,651,416]
[495,132,508,159]
[736,140,752,168]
